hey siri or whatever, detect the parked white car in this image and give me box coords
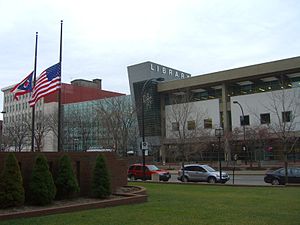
[178,164,230,183]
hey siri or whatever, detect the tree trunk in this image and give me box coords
[284,144,288,185]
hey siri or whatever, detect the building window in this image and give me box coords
[172,122,179,131]
[240,115,250,126]
[187,120,195,130]
[260,113,270,124]
[282,111,291,123]
[204,118,212,129]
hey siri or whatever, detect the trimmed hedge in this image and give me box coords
[0,153,25,208]
[91,154,111,198]
[55,154,80,199]
[27,155,56,206]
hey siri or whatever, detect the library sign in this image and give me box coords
[150,63,191,79]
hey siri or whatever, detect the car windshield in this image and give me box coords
[147,165,160,171]
[202,165,216,172]
[275,168,284,174]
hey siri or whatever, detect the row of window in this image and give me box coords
[3,99,42,113]
[4,92,31,103]
[165,75,300,105]
[3,111,43,124]
[4,103,29,112]
[240,111,291,126]
[170,111,292,132]
[228,80,300,97]
[171,118,213,131]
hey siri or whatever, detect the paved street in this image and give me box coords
[227,175,266,185]
[167,171,268,186]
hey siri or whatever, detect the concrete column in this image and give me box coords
[160,144,166,165]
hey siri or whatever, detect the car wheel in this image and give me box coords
[271,178,280,185]
[129,175,136,181]
[182,176,189,182]
[208,177,216,184]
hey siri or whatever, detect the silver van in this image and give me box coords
[177,164,230,184]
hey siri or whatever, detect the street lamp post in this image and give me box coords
[215,128,224,183]
[233,100,248,164]
[141,77,164,181]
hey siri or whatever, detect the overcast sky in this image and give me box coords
[1,0,300,119]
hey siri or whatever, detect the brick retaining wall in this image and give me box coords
[0,152,128,196]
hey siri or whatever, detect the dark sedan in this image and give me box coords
[264,167,300,185]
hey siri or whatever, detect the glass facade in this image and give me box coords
[133,81,162,137]
[228,76,300,97]
[63,95,133,152]
[165,74,300,106]
[63,100,100,151]
[165,88,222,105]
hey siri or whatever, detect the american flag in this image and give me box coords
[29,63,61,107]
[10,71,34,100]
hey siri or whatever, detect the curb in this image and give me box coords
[0,186,147,221]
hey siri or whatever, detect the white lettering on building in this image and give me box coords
[150,63,190,79]
[150,63,155,71]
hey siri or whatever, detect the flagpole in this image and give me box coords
[58,20,63,152]
[31,32,38,152]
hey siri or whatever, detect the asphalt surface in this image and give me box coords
[167,170,268,185]
[167,174,266,185]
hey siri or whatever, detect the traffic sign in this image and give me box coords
[141,142,148,150]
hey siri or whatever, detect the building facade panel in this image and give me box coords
[165,99,220,139]
[157,56,300,162]
[231,88,300,130]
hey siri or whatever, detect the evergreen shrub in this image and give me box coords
[27,154,56,205]
[55,154,80,199]
[0,153,25,208]
[91,154,111,198]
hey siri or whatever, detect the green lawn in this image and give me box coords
[1,183,300,225]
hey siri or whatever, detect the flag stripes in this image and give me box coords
[29,63,61,107]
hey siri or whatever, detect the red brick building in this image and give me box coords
[45,79,125,104]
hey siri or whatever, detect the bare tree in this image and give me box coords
[226,127,243,160]
[244,81,300,183]
[47,110,58,139]
[17,112,53,152]
[264,85,300,183]
[165,91,211,162]
[243,125,273,167]
[32,114,52,151]
[0,133,11,151]
[5,117,31,151]
[63,107,95,151]
[255,126,273,165]
[94,96,138,156]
